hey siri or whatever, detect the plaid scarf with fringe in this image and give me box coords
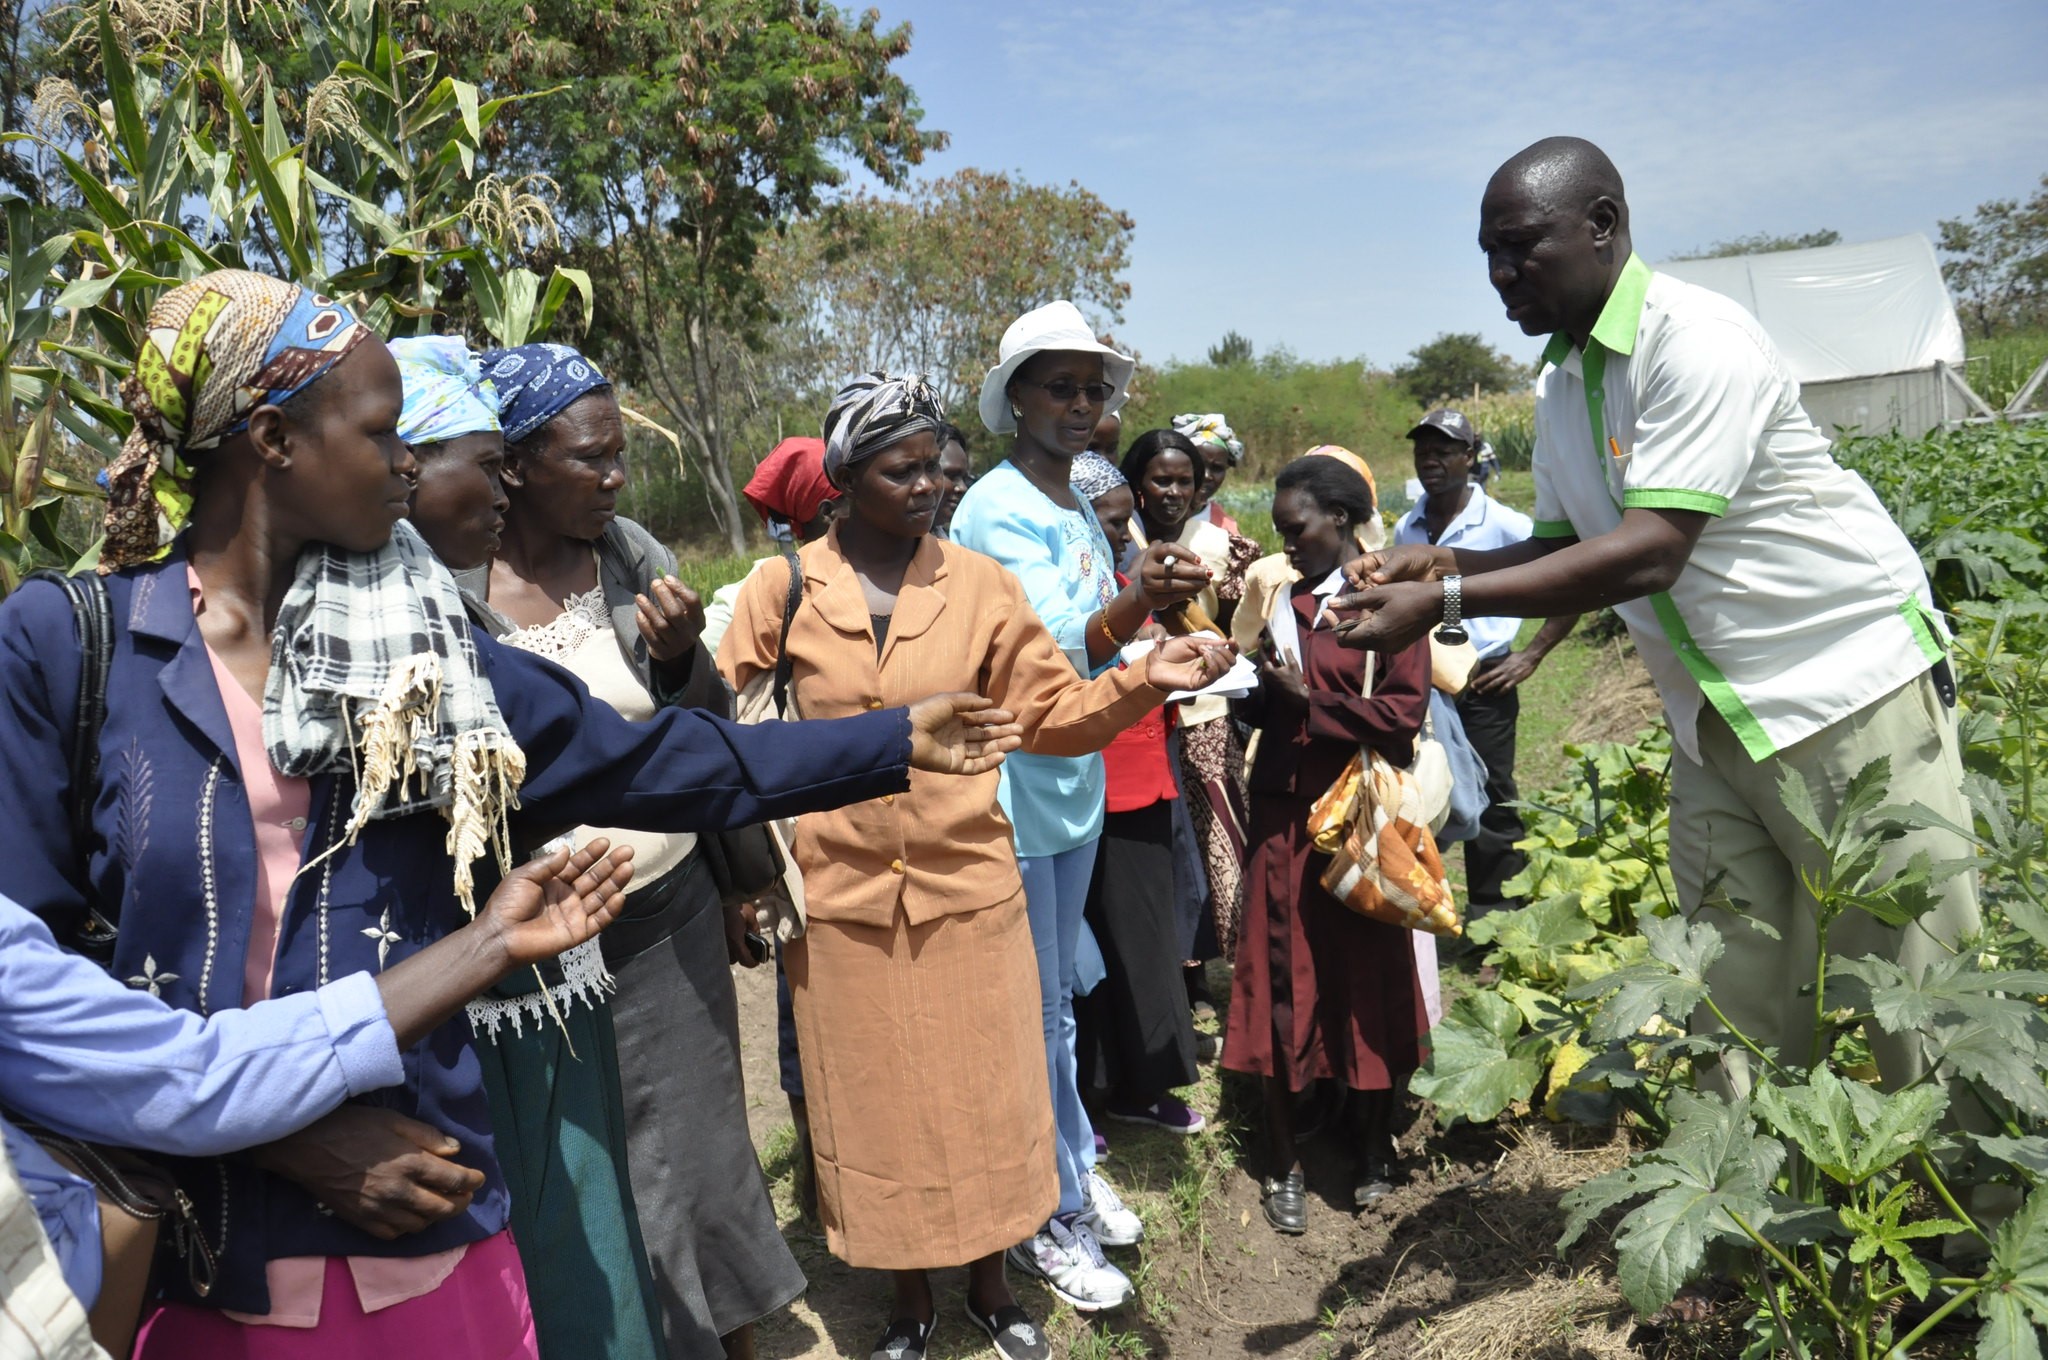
[268,520,525,914]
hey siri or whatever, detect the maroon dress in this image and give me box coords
[1221,580,1432,1092]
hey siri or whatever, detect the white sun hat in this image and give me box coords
[978,300,1136,436]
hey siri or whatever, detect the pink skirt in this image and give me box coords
[133,1231,538,1360]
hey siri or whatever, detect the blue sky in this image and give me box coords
[861,0,2048,371]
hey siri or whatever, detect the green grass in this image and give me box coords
[669,546,758,599]
[1966,328,2048,409]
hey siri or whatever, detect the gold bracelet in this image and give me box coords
[1098,609,1125,650]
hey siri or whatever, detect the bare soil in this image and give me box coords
[728,960,1712,1360]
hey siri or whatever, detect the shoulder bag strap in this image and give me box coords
[25,569,117,957]
[771,551,803,717]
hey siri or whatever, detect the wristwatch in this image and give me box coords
[1435,574,1469,646]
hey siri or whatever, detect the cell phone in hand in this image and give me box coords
[744,930,770,965]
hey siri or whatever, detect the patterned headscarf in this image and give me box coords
[479,343,611,444]
[1171,412,1246,467]
[103,270,370,572]
[821,372,944,486]
[1069,451,1127,502]
[390,336,500,447]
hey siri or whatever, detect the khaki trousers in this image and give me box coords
[1669,670,1981,1093]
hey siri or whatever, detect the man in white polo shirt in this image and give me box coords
[1334,136,1979,1092]
[1394,407,1580,916]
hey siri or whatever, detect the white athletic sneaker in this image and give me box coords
[1077,1169,1145,1247]
[1005,1215,1132,1311]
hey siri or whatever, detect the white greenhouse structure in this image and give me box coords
[1657,234,2032,439]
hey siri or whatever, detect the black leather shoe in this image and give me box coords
[1354,1156,1395,1208]
[1262,1169,1307,1235]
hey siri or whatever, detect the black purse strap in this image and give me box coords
[771,551,803,717]
[26,568,117,958]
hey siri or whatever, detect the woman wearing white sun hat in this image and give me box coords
[951,301,1215,1312]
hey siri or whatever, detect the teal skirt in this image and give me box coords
[476,965,664,1360]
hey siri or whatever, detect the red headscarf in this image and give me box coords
[743,437,839,527]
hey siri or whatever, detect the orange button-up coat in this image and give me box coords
[717,530,1164,927]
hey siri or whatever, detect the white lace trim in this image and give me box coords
[462,832,618,1042]
[502,586,608,664]
[465,937,616,1041]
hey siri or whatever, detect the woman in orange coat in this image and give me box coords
[718,374,1225,1360]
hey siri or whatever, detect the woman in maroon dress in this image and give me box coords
[1222,455,1431,1235]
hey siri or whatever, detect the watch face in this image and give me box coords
[1435,624,1470,646]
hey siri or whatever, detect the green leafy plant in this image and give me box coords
[1410,733,1679,1130]
[1554,756,2048,1359]
[0,0,588,585]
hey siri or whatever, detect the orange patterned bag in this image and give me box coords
[1311,749,1462,937]
[1305,751,1366,854]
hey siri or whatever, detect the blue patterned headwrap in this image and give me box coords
[389,337,500,447]
[479,343,612,444]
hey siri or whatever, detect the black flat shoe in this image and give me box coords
[1262,1168,1307,1235]
[870,1317,933,1360]
[966,1300,1050,1360]
[1355,1157,1395,1208]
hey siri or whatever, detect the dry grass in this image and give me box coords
[1412,1271,1637,1360]
[1562,638,1663,748]
[1344,1123,1642,1360]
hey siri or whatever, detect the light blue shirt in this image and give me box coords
[0,892,403,1307]
[1393,484,1532,659]
[950,460,1121,857]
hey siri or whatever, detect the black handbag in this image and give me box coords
[699,824,786,905]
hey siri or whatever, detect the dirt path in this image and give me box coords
[730,959,1676,1360]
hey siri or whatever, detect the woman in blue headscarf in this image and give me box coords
[471,344,796,1360]
[393,335,670,1360]
[391,336,510,573]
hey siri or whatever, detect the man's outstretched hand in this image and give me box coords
[1327,580,1443,652]
[1324,544,1453,651]
[906,693,1024,776]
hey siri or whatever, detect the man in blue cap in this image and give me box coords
[1394,407,1579,916]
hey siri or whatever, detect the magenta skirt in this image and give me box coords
[133,1231,538,1360]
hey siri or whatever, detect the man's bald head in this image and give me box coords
[1487,137,1629,225]
[1478,137,1633,343]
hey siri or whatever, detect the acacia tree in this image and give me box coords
[429,0,944,551]
[1394,331,1528,406]
[768,169,1134,416]
[1940,174,2048,338]
[1207,329,1253,366]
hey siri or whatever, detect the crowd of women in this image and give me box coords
[0,277,1450,1360]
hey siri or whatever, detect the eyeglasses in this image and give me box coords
[1028,378,1117,404]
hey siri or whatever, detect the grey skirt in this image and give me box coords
[605,850,806,1357]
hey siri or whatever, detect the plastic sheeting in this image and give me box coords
[1657,234,1965,383]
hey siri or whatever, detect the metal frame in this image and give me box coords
[1938,357,2048,429]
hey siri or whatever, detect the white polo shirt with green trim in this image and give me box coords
[1528,253,1944,764]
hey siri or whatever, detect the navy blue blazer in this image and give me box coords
[0,544,911,1311]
